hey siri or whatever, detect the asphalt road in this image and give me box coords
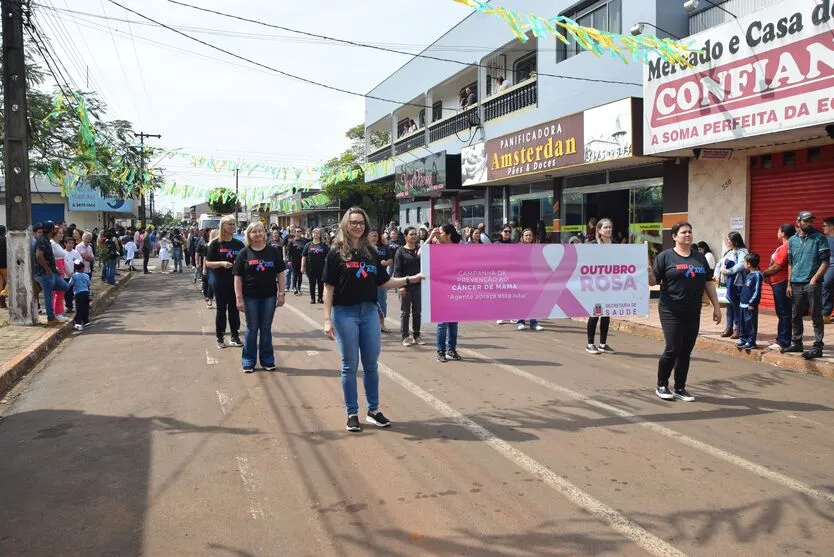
[1,271,832,557]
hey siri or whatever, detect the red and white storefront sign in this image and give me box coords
[644,0,834,154]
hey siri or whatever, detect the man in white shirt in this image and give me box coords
[497,76,512,91]
[125,239,137,271]
[477,223,491,243]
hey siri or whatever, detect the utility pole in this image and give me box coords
[135,131,161,229]
[3,0,36,324]
[234,166,239,225]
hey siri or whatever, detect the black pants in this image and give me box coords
[142,247,150,273]
[587,316,609,345]
[400,286,422,339]
[291,261,303,292]
[791,282,824,349]
[74,291,90,325]
[65,284,74,311]
[657,304,701,390]
[307,271,323,301]
[214,284,240,340]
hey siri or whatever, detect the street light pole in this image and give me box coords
[235,167,239,225]
[3,0,36,324]
[136,131,161,229]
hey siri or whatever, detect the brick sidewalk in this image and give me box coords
[610,299,834,378]
[0,269,133,395]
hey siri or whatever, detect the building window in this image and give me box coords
[416,206,422,224]
[556,0,622,63]
[514,52,537,83]
[405,208,411,224]
[432,101,443,122]
[760,154,773,168]
[783,151,796,166]
[461,203,486,230]
[808,147,822,161]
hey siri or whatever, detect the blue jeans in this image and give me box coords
[242,296,276,369]
[35,273,69,320]
[436,322,458,352]
[332,302,380,416]
[376,288,387,318]
[284,262,293,291]
[173,247,183,272]
[725,284,743,332]
[823,266,834,316]
[104,259,116,284]
[771,281,791,348]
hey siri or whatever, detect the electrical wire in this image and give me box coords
[121,3,157,127]
[163,0,642,87]
[98,0,144,121]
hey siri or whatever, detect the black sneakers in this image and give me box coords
[243,366,254,374]
[436,351,447,363]
[597,344,615,353]
[229,335,243,347]
[262,365,276,371]
[781,344,803,354]
[803,348,823,360]
[216,338,226,349]
[446,350,462,361]
[366,411,391,428]
[346,415,361,432]
[655,386,674,400]
[673,389,695,402]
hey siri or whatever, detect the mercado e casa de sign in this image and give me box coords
[644,0,834,154]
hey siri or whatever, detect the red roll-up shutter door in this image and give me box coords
[750,148,834,310]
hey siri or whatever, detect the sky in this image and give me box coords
[31,0,473,214]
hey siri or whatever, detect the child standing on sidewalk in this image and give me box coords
[124,237,137,271]
[738,253,763,350]
[68,261,92,331]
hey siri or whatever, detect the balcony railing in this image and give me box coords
[429,106,478,143]
[394,130,426,155]
[483,79,537,122]
[367,144,392,163]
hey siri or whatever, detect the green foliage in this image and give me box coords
[321,124,396,228]
[206,188,240,214]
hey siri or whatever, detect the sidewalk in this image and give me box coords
[609,299,834,379]
[0,268,134,396]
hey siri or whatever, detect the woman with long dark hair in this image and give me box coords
[322,208,423,432]
[716,231,748,339]
[650,222,722,402]
[394,227,423,346]
[586,218,614,352]
[426,224,463,362]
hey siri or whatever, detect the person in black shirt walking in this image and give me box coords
[233,222,286,373]
[650,221,722,402]
[287,229,308,296]
[206,215,245,349]
[322,207,423,433]
[301,228,328,304]
[393,227,423,346]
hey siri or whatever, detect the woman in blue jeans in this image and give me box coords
[323,207,423,433]
[233,222,286,373]
[763,224,795,349]
[717,231,748,339]
[424,224,463,363]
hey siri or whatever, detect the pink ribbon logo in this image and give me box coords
[528,245,588,318]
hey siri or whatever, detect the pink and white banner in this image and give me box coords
[420,244,650,323]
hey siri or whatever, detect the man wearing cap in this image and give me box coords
[784,211,830,359]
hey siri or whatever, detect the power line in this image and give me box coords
[163,0,642,87]
[98,0,145,121]
[121,3,157,127]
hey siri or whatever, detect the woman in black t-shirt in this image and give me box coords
[233,222,286,373]
[394,227,423,346]
[322,207,423,433]
[649,221,722,402]
[301,228,329,304]
[369,228,393,333]
[206,215,245,348]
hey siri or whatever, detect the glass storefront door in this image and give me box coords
[433,201,453,226]
[560,178,663,254]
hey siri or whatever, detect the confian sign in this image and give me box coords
[644,0,834,154]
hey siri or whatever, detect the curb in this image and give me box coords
[0,272,134,395]
[607,319,834,379]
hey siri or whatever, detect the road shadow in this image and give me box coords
[0,409,259,557]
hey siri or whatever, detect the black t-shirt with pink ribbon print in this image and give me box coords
[206,238,245,288]
[233,245,286,299]
[323,247,388,306]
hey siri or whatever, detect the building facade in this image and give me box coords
[644,0,834,308]
[364,0,690,249]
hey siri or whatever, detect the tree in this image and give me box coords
[321,124,396,229]
[206,187,240,214]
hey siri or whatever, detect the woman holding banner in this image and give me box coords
[650,221,722,402]
[322,207,423,433]
[427,224,463,362]
[586,219,615,353]
[516,228,544,331]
